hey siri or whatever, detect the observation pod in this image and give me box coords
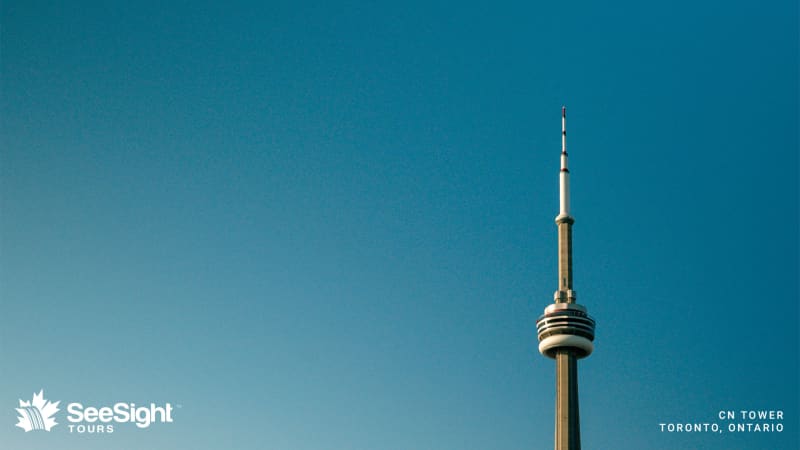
[536,302,595,359]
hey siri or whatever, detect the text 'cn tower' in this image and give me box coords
[536,107,596,450]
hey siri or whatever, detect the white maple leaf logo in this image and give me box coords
[15,390,60,432]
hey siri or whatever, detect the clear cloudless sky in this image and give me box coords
[1,1,797,449]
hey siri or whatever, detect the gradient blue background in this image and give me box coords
[1,1,797,449]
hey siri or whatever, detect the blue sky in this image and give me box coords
[1,1,797,449]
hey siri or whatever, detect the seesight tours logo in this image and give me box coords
[14,389,176,435]
[15,390,60,432]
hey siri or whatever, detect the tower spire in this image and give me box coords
[558,106,571,222]
[561,106,567,167]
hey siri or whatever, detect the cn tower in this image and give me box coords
[536,107,596,450]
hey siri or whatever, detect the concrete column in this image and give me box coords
[557,221,573,295]
[555,349,581,450]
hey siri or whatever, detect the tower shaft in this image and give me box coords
[555,351,581,450]
[555,215,580,449]
[555,106,580,450]
[557,221,573,296]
